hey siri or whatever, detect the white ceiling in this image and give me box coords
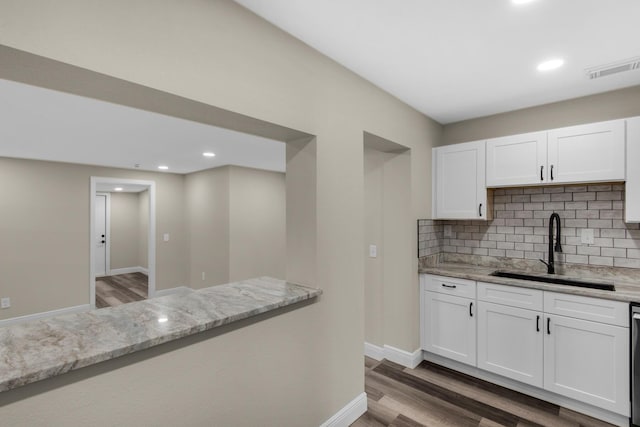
[0,78,285,174]
[234,0,640,124]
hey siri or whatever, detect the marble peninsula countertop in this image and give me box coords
[420,262,640,303]
[0,277,321,392]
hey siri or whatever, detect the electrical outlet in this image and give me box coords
[444,225,452,238]
[1,297,10,309]
[163,233,170,242]
[201,272,206,281]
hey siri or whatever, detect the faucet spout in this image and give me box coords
[542,213,562,274]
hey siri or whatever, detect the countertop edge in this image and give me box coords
[0,277,321,392]
[419,265,640,303]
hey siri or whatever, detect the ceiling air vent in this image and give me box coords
[586,56,640,79]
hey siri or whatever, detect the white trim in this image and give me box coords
[108,266,149,276]
[95,192,111,275]
[422,351,628,427]
[363,342,423,368]
[155,286,192,297]
[90,177,156,309]
[383,345,423,369]
[319,392,367,427]
[364,342,385,361]
[0,304,91,327]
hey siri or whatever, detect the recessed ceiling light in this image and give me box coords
[158,165,169,170]
[158,316,168,323]
[537,58,564,72]
[114,187,123,192]
[512,0,536,4]
[203,152,216,157]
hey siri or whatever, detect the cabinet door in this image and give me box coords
[423,291,476,366]
[477,302,543,387]
[433,140,487,220]
[486,132,547,187]
[547,120,625,184]
[544,314,629,415]
[626,117,640,223]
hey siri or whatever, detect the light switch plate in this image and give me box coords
[369,244,377,258]
[581,229,595,245]
[444,225,452,238]
[1,297,10,309]
[163,233,170,242]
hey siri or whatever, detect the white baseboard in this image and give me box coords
[319,392,367,427]
[363,342,422,369]
[0,304,91,327]
[154,286,192,297]
[108,266,148,276]
[364,342,385,361]
[383,345,423,369]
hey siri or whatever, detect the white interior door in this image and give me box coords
[94,194,107,276]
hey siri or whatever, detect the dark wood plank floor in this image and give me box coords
[96,272,148,308]
[353,357,616,427]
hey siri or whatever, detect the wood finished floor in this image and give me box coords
[352,357,615,427]
[96,272,148,309]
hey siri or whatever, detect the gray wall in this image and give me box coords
[441,85,640,146]
[0,157,188,319]
[109,192,143,270]
[0,0,439,424]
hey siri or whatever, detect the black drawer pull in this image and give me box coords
[479,203,483,217]
[547,317,551,335]
[441,284,457,289]
[540,165,543,181]
[469,302,473,317]
[550,165,554,181]
[536,315,540,332]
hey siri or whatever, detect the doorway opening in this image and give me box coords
[90,177,156,309]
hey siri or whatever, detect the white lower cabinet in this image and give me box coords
[477,301,543,387]
[423,291,476,366]
[544,313,629,415]
[421,275,630,417]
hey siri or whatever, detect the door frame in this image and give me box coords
[95,192,111,277]
[89,177,157,309]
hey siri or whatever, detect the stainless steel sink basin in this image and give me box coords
[490,270,615,291]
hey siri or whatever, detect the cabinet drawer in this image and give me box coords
[423,274,476,299]
[477,282,543,311]
[544,292,628,327]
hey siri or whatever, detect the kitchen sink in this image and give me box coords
[490,270,615,291]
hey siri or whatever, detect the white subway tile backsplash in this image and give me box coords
[572,192,596,201]
[589,256,614,266]
[551,193,572,202]
[588,200,612,210]
[615,258,640,268]
[418,183,640,269]
[601,247,627,258]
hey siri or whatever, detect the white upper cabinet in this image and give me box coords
[626,117,640,222]
[433,140,487,220]
[483,119,625,188]
[486,132,548,187]
[547,119,625,184]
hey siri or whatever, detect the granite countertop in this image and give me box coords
[419,263,640,303]
[0,277,321,392]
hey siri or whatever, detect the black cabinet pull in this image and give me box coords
[536,315,540,332]
[441,284,456,289]
[540,165,543,181]
[550,165,554,181]
[478,203,482,217]
[469,302,473,317]
[547,317,551,334]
